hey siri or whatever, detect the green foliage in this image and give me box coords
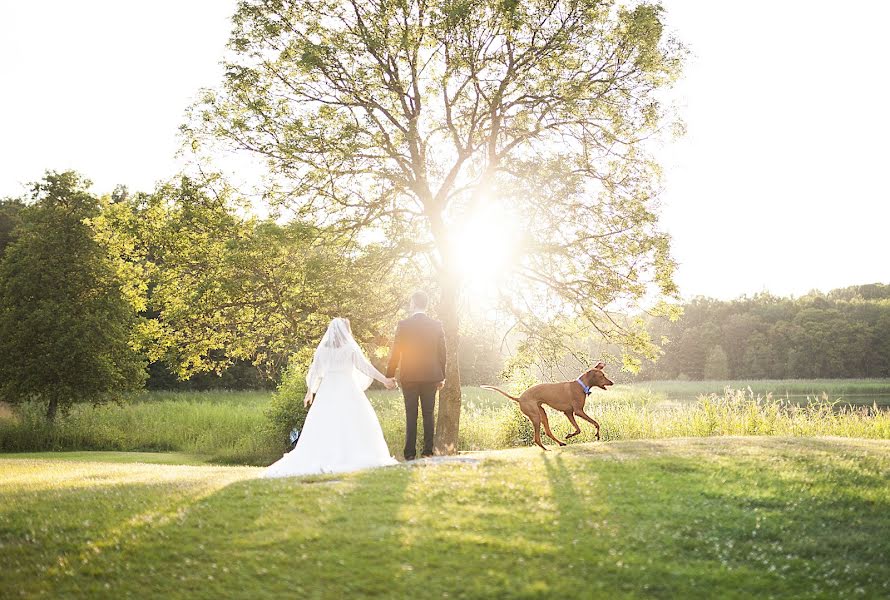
[0,172,145,420]
[3,438,890,597]
[95,176,411,381]
[145,359,273,391]
[262,355,311,451]
[0,196,25,259]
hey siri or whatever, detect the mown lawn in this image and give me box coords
[1,437,888,599]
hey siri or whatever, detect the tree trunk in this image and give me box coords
[46,396,58,422]
[434,274,462,455]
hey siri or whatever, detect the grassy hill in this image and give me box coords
[2,437,888,598]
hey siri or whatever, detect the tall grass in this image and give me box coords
[0,392,278,464]
[1,386,888,465]
[567,388,890,442]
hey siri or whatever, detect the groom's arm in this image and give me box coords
[385,323,403,379]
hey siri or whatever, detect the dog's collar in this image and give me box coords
[576,377,591,396]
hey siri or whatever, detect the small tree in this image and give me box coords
[0,172,145,420]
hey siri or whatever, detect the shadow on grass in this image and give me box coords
[541,439,890,598]
[0,471,252,597]
[26,464,419,598]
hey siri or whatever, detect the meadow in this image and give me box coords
[0,380,888,466]
[637,379,890,406]
[1,437,888,598]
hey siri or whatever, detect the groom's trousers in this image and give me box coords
[402,382,437,459]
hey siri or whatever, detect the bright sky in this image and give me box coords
[1,1,887,300]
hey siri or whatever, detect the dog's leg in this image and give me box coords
[574,409,601,441]
[522,404,548,451]
[539,407,566,447]
[563,411,582,439]
[532,419,548,451]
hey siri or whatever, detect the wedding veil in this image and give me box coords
[306,318,375,392]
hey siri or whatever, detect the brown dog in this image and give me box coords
[482,363,613,450]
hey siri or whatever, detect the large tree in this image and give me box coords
[0,172,145,420]
[188,0,685,453]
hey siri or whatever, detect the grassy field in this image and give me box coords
[1,383,889,465]
[633,379,890,406]
[1,437,888,599]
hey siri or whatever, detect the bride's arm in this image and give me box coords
[304,359,324,405]
[352,349,389,384]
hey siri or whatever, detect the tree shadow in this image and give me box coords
[35,463,419,598]
[1,469,253,597]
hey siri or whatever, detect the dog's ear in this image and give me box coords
[593,361,605,371]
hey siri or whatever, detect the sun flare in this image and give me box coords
[450,206,522,286]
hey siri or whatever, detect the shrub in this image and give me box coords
[499,405,534,447]
[263,358,310,452]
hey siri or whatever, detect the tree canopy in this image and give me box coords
[94,176,413,382]
[0,197,25,260]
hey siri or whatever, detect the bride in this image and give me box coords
[264,317,399,478]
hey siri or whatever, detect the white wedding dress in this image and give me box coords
[263,318,397,478]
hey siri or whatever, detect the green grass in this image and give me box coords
[1,385,889,465]
[2,437,888,598]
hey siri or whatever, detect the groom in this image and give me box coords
[386,291,447,460]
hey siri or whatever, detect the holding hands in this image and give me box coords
[304,378,394,409]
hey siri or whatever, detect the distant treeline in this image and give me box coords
[643,284,890,380]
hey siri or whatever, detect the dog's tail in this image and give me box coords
[480,385,520,402]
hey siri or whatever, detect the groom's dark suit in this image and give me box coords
[386,312,447,459]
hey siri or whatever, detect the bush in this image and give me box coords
[263,358,310,452]
[499,405,534,447]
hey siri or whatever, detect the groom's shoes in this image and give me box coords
[403,453,432,462]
